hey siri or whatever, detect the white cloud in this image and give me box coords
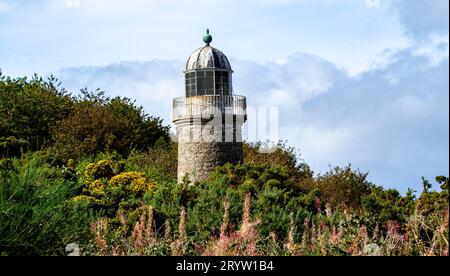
[64,0,80,8]
[232,53,344,109]
[56,60,183,122]
[365,0,381,8]
[395,0,449,40]
[0,0,409,77]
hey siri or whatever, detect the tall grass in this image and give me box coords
[0,153,93,255]
[88,193,449,256]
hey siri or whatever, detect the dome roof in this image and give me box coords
[186,45,232,71]
[185,30,232,71]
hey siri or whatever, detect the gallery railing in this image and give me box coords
[172,95,246,121]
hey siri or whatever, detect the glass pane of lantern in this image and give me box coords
[197,78,205,90]
[204,77,214,90]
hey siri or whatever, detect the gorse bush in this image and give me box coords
[84,159,117,180]
[416,176,449,216]
[361,186,416,224]
[75,159,158,223]
[0,153,94,255]
[109,172,157,195]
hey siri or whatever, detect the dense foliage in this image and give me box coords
[0,154,92,255]
[0,73,170,160]
[50,90,170,160]
[0,75,72,153]
[0,73,448,256]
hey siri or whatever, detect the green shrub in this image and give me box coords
[417,177,449,216]
[126,141,178,181]
[0,153,94,255]
[243,141,313,186]
[0,136,29,158]
[362,186,416,223]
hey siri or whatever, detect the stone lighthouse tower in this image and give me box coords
[172,30,247,183]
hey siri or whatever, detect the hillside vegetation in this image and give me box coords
[0,73,448,256]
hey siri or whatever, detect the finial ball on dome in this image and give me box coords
[203,29,213,45]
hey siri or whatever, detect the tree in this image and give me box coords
[0,74,73,154]
[421,177,432,194]
[305,165,373,211]
[435,176,448,191]
[50,89,170,160]
[243,141,313,188]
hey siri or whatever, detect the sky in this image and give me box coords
[0,0,448,193]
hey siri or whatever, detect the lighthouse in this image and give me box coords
[172,30,247,183]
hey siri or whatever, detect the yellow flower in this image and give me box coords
[84,179,107,197]
[109,172,157,195]
[84,160,114,180]
[71,195,95,204]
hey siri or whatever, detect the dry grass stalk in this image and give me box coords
[164,219,172,242]
[220,198,230,238]
[242,193,251,229]
[372,224,379,241]
[318,223,329,256]
[144,205,154,244]
[269,232,277,244]
[427,208,449,256]
[203,198,233,256]
[329,225,338,246]
[286,212,297,254]
[311,220,316,250]
[300,217,310,252]
[130,205,155,255]
[204,193,261,256]
[349,225,369,256]
[171,206,187,256]
[91,219,109,255]
[239,193,261,255]
[179,206,187,243]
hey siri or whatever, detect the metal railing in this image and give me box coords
[172,95,246,121]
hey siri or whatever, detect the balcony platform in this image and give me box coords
[172,95,247,122]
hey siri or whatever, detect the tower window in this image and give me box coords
[185,70,232,97]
